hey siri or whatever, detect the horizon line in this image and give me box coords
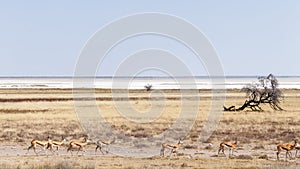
[0,75,299,78]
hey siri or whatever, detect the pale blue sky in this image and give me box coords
[0,0,299,76]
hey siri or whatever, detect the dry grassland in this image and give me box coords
[0,88,299,168]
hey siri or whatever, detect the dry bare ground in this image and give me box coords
[0,88,300,168]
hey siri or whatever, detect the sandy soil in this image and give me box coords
[0,88,300,168]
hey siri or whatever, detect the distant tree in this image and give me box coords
[144,84,152,91]
[224,74,284,111]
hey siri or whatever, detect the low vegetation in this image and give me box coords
[0,88,299,168]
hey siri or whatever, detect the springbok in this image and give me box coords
[218,140,238,157]
[160,138,184,157]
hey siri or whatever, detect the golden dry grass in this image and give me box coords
[0,88,300,168]
[1,155,296,169]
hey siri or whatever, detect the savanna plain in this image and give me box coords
[0,88,300,169]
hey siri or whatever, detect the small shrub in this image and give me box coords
[204,143,213,150]
[176,152,185,156]
[184,144,198,149]
[258,154,268,160]
[181,163,188,167]
[252,145,265,150]
[236,154,253,160]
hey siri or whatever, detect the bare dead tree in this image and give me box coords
[224,74,284,111]
[144,84,152,91]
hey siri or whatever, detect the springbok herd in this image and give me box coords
[26,136,115,156]
[26,136,300,161]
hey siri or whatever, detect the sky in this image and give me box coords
[0,0,299,77]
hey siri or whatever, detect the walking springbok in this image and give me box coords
[277,139,298,161]
[160,138,184,157]
[27,136,53,155]
[47,136,67,154]
[218,140,238,157]
[95,138,116,155]
[67,137,90,155]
